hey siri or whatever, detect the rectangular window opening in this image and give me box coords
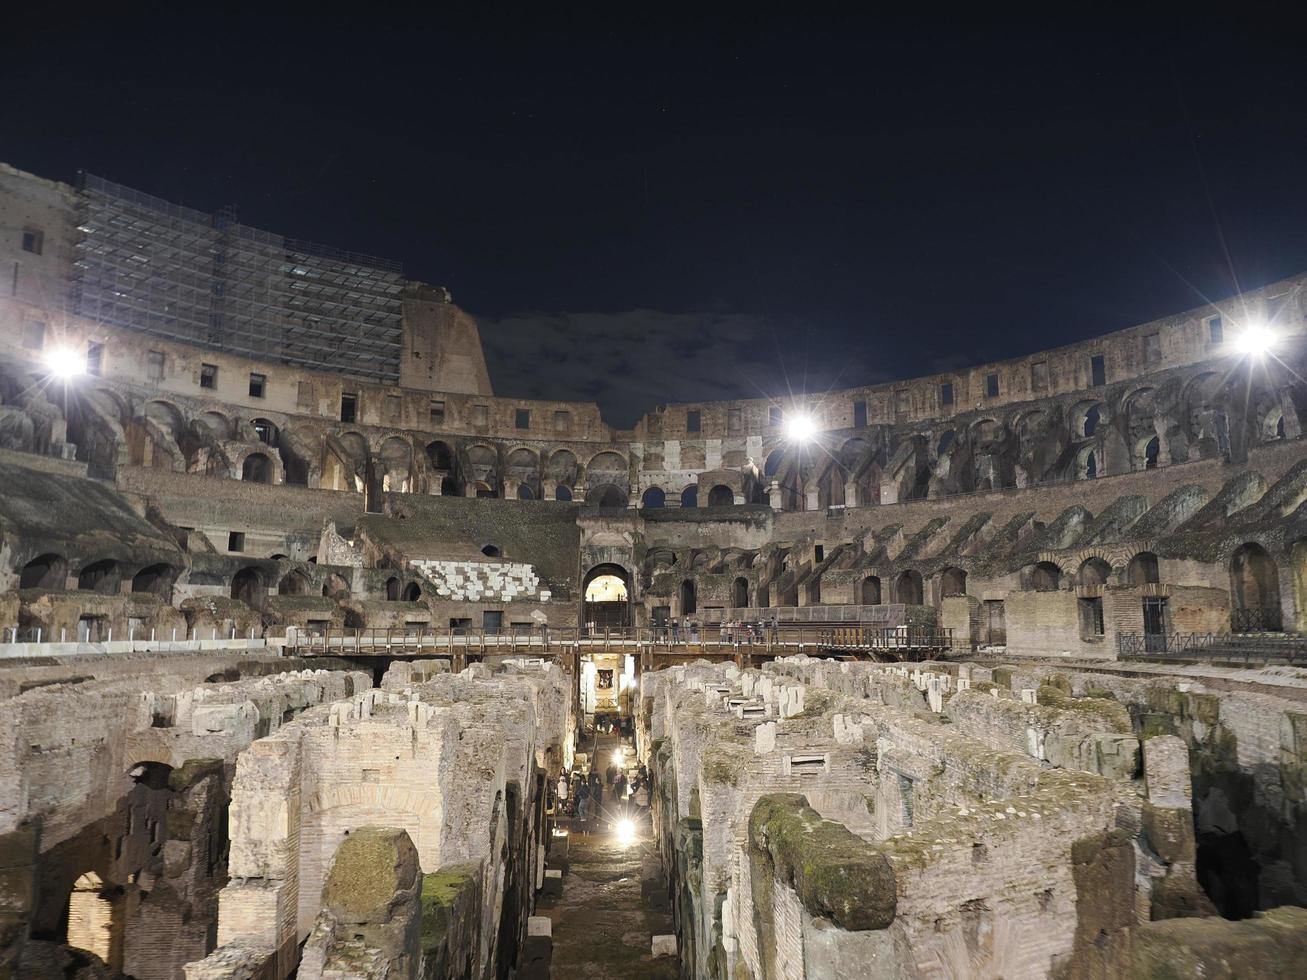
[86,343,104,377]
[1078,597,1105,640]
[385,394,402,421]
[515,408,531,430]
[686,409,701,433]
[21,228,43,255]
[340,392,357,423]
[200,363,218,389]
[853,399,867,427]
[554,410,570,433]
[1090,354,1106,387]
[1208,315,1223,344]
[1143,332,1161,365]
[430,399,445,424]
[227,531,245,552]
[248,372,266,398]
[297,380,314,409]
[769,405,782,426]
[728,408,742,434]
[1031,361,1048,392]
[146,350,165,381]
[985,373,1000,398]
[940,382,954,407]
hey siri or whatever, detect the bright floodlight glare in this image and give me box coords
[784,412,816,442]
[1236,323,1276,357]
[616,818,636,846]
[611,748,625,767]
[44,347,83,379]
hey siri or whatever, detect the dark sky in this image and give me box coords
[4,15,1306,426]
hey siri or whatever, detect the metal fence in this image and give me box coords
[1118,631,1307,664]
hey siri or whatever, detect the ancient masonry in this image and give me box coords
[0,158,1306,977]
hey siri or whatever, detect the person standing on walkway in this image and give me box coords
[575,777,589,821]
[589,770,603,816]
[556,773,569,810]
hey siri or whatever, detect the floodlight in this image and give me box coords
[1235,323,1276,357]
[615,818,636,846]
[44,347,83,379]
[784,412,817,442]
[612,748,625,767]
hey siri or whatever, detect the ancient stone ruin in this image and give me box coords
[1,160,1306,976]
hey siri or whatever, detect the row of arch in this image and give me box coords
[17,554,176,599]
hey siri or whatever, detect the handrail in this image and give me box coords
[1117,631,1306,664]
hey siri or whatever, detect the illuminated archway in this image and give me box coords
[582,564,631,630]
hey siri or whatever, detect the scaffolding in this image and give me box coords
[72,173,405,384]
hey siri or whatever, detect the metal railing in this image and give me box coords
[284,623,953,659]
[1118,631,1307,664]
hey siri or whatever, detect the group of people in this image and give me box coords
[554,760,651,823]
[717,620,779,643]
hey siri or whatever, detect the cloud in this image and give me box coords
[476,309,886,428]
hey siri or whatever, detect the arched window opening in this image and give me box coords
[242,452,273,483]
[67,872,121,968]
[132,563,174,599]
[642,486,666,509]
[231,567,263,607]
[680,579,697,615]
[475,481,497,498]
[278,570,311,596]
[1230,542,1282,631]
[732,576,749,608]
[861,575,882,605]
[586,484,626,508]
[940,567,967,598]
[517,484,534,500]
[77,559,121,595]
[385,577,400,601]
[402,582,422,602]
[481,544,501,558]
[20,553,67,591]
[426,441,454,471]
[894,570,923,605]
[322,573,350,600]
[707,484,734,507]
[1127,552,1160,586]
[555,485,573,501]
[1144,436,1160,470]
[1083,405,1101,438]
[1077,557,1112,588]
[582,564,631,629]
[1084,451,1097,479]
[1029,562,1063,592]
[251,419,277,446]
[681,485,698,508]
[937,430,955,455]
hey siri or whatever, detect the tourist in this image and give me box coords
[614,770,628,804]
[589,771,603,812]
[671,617,681,643]
[556,773,568,809]
[575,778,589,821]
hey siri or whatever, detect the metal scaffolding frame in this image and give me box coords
[71,173,405,384]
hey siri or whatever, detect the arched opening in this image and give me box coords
[1077,557,1112,588]
[680,579,697,615]
[555,485,573,501]
[937,430,955,455]
[582,564,631,630]
[940,567,967,598]
[385,576,400,601]
[1230,542,1282,631]
[475,481,498,499]
[132,563,174,600]
[861,575,882,605]
[1144,436,1160,470]
[680,485,698,508]
[481,544,501,558]
[322,573,350,600]
[251,418,278,446]
[440,476,460,496]
[732,576,749,608]
[641,486,666,509]
[894,570,923,605]
[241,452,273,483]
[1126,552,1160,586]
[66,872,122,969]
[231,567,263,608]
[402,582,422,602]
[277,569,311,596]
[77,559,121,595]
[707,484,734,507]
[426,441,454,471]
[1083,450,1098,479]
[1029,562,1063,592]
[1082,405,1102,438]
[20,553,67,590]
[517,484,534,500]
[344,609,365,629]
[586,483,626,508]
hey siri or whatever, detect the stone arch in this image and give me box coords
[1230,542,1281,631]
[547,450,579,494]
[586,483,626,508]
[641,486,666,509]
[231,567,264,608]
[198,410,231,440]
[707,484,734,507]
[250,417,278,447]
[894,569,923,605]
[278,569,312,596]
[402,581,422,602]
[680,485,698,508]
[1077,557,1112,588]
[861,575,882,605]
[1027,561,1063,592]
[143,399,187,442]
[940,566,967,598]
[1126,552,1160,586]
[66,871,122,968]
[385,576,401,601]
[582,563,632,629]
[732,576,749,608]
[132,563,175,600]
[322,573,351,600]
[20,553,67,590]
[426,440,454,471]
[77,559,121,595]
[241,451,274,483]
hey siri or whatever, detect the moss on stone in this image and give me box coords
[749,793,895,931]
[1130,907,1307,978]
[322,826,418,923]
[420,862,479,952]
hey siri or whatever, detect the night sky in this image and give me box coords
[4,15,1306,426]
